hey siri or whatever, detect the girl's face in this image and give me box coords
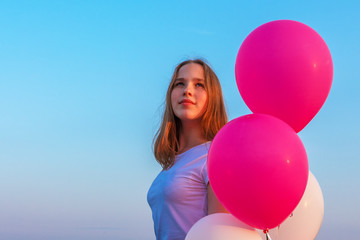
[171,63,208,122]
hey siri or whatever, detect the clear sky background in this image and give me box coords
[0,1,359,239]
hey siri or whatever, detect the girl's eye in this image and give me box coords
[175,82,184,87]
[196,83,205,88]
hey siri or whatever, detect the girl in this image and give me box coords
[147,59,228,240]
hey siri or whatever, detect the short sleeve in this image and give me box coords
[201,157,209,186]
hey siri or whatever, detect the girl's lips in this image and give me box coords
[179,99,195,104]
[181,102,193,106]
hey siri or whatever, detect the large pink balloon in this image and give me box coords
[235,20,333,132]
[207,114,309,230]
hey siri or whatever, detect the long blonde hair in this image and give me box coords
[153,59,227,169]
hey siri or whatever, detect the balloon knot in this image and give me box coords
[264,229,272,240]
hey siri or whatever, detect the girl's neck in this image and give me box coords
[178,120,207,154]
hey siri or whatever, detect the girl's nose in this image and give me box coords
[183,85,193,96]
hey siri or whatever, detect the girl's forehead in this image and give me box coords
[177,63,204,78]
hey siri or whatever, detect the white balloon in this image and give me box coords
[258,171,324,240]
[186,213,262,240]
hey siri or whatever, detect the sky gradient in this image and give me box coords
[0,1,359,239]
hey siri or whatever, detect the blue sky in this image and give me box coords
[0,1,359,239]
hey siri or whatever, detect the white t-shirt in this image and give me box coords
[147,142,211,240]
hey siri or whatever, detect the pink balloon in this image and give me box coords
[235,20,333,132]
[207,114,309,230]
